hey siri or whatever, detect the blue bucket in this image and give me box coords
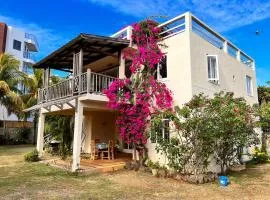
[219,176,229,186]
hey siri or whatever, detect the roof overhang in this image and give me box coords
[33,33,130,71]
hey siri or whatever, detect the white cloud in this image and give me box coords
[87,0,270,32]
[0,15,68,59]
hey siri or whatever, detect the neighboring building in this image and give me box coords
[26,12,258,172]
[0,22,38,131]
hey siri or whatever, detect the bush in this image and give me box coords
[147,160,160,169]
[251,147,269,164]
[14,128,32,144]
[24,149,39,162]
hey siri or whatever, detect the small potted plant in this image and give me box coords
[147,160,160,176]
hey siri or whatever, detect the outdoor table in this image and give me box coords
[96,143,108,150]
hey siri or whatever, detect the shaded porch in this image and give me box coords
[41,152,132,173]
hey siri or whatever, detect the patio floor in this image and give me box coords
[41,152,132,173]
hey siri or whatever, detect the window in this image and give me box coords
[150,119,170,143]
[13,40,21,51]
[207,55,219,83]
[246,75,253,96]
[157,56,167,80]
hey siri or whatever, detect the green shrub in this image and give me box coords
[147,160,160,169]
[14,128,32,144]
[24,149,39,162]
[251,147,269,164]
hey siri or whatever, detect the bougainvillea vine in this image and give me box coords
[104,20,173,147]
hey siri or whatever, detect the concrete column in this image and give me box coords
[36,112,45,156]
[118,51,126,79]
[185,12,192,32]
[72,100,83,172]
[223,41,228,54]
[127,26,133,45]
[236,50,241,62]
[252,60,256,70]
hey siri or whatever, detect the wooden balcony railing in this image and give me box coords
[37,72,117,104]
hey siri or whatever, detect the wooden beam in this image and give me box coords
[54,104,63,110]
[83,46,118,58]
[66,102,75,108]
[49,67,72,73]
[43,106,51,112]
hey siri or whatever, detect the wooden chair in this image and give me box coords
[95,139,101,144]
[90,140,99,160]
[101,140,115,160]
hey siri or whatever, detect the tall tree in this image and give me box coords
[258,81,270,105]
[257,81,270,151]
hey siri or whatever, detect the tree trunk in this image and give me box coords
[133,143,137,161]
[261,131,267,152]
[33,113,38,145]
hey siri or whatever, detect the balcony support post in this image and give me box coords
[72,100,83,172]
[78,49,83,94]
[87,68,91,93]
[36,111,45,157]
[118,51,126,79]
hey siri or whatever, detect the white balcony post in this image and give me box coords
[78,49,83,94]
[87,68,91,93]
[237,50,241,62]
[127,26,133,45]
[36,112,45,157]
[119,51,126,79]
[185,12,192,32]
[252,60,256,70]
[72,100,83,172]
[223,41,228,54]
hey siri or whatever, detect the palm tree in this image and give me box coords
[20,68,43,143]
[0,53,27,117]
[21,69,43,111]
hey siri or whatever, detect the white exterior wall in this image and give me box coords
[189,31,258,104]
[145,13,259,171]
[5,26,25,70]
[146,29,193,165]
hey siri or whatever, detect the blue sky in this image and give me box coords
[0,0,269,85]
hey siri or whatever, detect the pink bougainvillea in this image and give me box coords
[104,20,173,146]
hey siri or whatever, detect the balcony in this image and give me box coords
[23,51,35,64]
[24,33,39,52]
[37,72,117,104]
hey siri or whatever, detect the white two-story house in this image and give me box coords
[26,12,258,172]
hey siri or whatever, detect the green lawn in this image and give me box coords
[0,145,270,200]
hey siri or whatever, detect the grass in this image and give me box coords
[1,145,270,199]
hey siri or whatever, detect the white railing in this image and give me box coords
[23,51,35,61]
[190,15,254,68]
[111,26,133,40]
[110,12,255,69]
[25,33,39,49]
[89,72,116,93]
[38,72,117,104]
[158,13,186,39]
